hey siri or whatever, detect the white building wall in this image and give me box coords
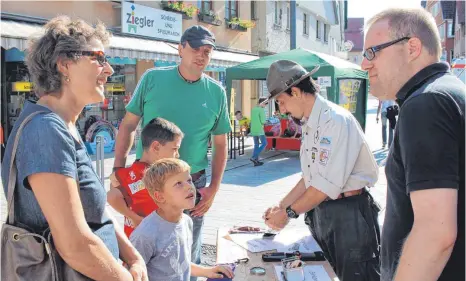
[252,1,290,54]
[295,0,345,57]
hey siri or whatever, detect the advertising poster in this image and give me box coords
[338,79,362,113]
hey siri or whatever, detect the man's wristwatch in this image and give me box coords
[285,206,299,219]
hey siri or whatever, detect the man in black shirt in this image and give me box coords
[362,8,465,281]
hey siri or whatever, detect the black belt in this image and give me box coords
[325,188,367,201]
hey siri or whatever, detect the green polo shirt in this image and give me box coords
[126,66,231,173]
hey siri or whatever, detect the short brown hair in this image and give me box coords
[141,118,184,151]
[26,16,111,97]
[366,8,441,59]
[143,158,191,197]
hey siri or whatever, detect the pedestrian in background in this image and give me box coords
[249,97,268,166]
[376,99,397,148]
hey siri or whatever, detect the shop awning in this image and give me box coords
[0,20,42,50]
[1,20,258,67]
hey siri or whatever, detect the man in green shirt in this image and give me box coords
[250,97,268,166]
[113,26,231,278]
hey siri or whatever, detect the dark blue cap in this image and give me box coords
[180,25,216,49]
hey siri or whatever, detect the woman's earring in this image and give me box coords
[64,76,70,82]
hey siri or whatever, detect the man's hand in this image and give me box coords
[264,206,289,231]
[128,259,148,281]
[376,117,379,123]
[190,186,218,217]
[263,205,281,221]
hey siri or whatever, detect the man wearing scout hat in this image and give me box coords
[262,60,380,281]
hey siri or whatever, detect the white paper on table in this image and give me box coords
[274,265,334,281]
[229,229,322,253]
[217,236,248,264]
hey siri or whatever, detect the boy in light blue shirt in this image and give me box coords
[130,159,234,281]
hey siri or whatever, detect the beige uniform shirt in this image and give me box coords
[300,95,378,199]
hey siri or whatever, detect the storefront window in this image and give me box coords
[5,61,37,133]
[78,59,136,140]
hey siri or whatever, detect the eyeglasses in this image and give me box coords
[363,37,411,61]
[68,50,108,66]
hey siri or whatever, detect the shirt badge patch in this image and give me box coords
[313,126,320,144]
[320,137,332,146]
[319,148,330,166]
[129,171,136,181]
[311,147,318,163]
[128,180,145,194]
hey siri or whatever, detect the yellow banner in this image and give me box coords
[12,82,33,92]
[105,83,125,92]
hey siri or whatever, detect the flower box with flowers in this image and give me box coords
[161,1,198,20]
[227,22,247,31]
[226,18,255,32]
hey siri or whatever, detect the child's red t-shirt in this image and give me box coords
[114,161,158,237]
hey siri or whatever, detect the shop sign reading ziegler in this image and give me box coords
[121,2,182,41]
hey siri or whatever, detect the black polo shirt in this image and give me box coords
[381,62,465,281]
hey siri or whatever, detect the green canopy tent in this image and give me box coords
[225,48,369,130]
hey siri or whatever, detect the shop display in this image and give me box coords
[5,62,38,133]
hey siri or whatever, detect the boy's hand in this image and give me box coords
[110,172,119,188]
[205,265,234,279]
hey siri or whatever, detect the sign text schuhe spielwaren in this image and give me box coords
[121,2,182,41]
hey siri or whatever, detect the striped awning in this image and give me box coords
[1,20,258,68]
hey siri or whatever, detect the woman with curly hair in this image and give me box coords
[1,16,147,281]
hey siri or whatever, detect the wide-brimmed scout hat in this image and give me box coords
[263,60,320,105]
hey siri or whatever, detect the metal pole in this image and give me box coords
[233,122,237,159]
[100,137,105,185]
[96,135,105,184]
[290,0,296,50]
[96,137,101,181]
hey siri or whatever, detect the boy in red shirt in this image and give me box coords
[107,117,183,237]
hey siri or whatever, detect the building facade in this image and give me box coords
[344,17,364,65]
[423,0,455,63]
[248,0,291,117]
[249,0,348,117]
[1,0,259,143]
[295,0,347,59]
[251,0,291,56]
[453,0,465,58]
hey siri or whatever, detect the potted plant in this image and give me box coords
[226,17,256,31]
[161,1,198,19]
[198,10,222,26]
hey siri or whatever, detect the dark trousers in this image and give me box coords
[305,191,381,281]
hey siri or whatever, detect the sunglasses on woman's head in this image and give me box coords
[68,50,108,66]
